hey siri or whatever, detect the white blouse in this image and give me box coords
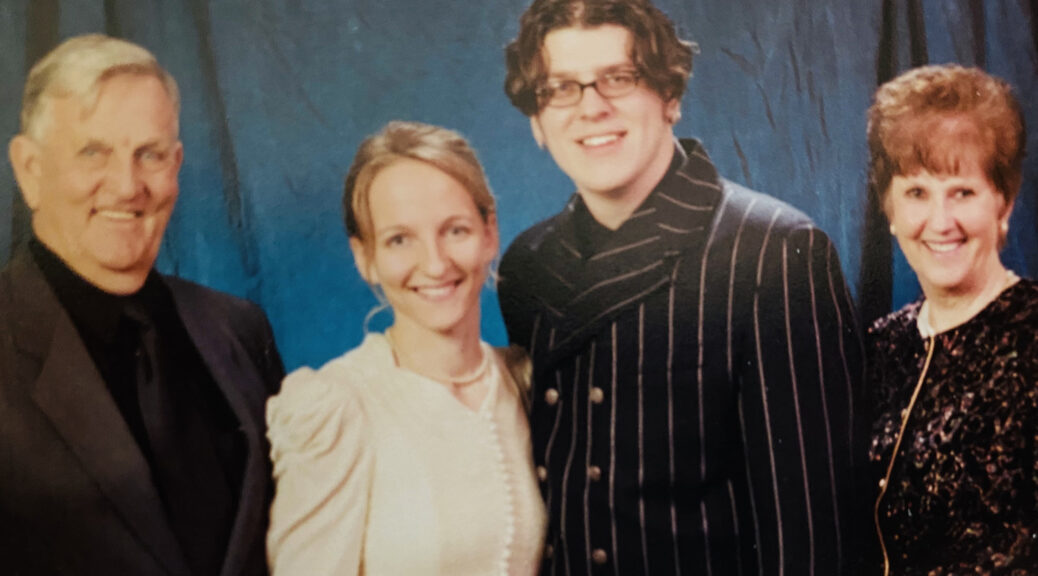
[267,333,546,575]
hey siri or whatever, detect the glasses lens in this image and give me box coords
[599,72,638,97]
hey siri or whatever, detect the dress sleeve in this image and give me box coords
[737,225,866,573]
[266,366,373,576]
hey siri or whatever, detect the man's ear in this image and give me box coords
[172,140,184,172]
[9,135,42,209]
[664,98,681,125]
[530,116,545,150]
[349,237,378,285]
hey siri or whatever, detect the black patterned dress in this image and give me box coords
[868,278,1038,575]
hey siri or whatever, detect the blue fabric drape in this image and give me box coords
[2,0,1035,370]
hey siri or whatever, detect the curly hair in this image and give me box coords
[504,0,696,116]
[867,64,1025,211]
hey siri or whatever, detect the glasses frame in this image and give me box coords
[535,70,642,109]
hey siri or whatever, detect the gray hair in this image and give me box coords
[20,34,180,140]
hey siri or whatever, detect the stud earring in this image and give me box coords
[1000,221,1009,234]
[889,224,896,236]
[667,110,682,124]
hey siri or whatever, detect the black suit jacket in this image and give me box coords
[499,140,866,575]
[0,246,284,576]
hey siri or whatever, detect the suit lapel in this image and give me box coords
[529,140,723,360]
[9,251,191,576]
[172,285,267,576]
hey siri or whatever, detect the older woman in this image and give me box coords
[265,122,545,575]
[866,64,1037,575]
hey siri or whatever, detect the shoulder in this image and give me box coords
[502,208,570,264]
[496,344,532,389]
[987,278,1038,345]
[867,302,921,349]
[271,334,390,411]
[266,336,389,456]
[163,275,267,323]
[499,208,572,301]
[717,179,816,236]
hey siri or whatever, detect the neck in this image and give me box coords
[923,265,1016,333]
[34,234,148,295]
[387,317,484,381]
[579,137,675,231]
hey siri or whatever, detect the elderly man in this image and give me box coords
[498,0,865,573]
[0,35,283,576]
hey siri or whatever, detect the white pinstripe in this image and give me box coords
[806,229,842,568]
[609,323,621,576]
[559,357,582,576]
[727,199,758,380]
[753,208,784,575]
[667,261,682,575]
[781,238,815,576]
[825,246,858,458]
[583,343,596,576]
[637,303,650,576]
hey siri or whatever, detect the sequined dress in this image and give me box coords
[868,278,1038,575]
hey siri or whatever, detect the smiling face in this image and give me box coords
[530,25,679,214]
[10,73,182,294]
[350,158,498,339]
[886,161,1010,300]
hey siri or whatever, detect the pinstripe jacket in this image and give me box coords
[499,139,865,576]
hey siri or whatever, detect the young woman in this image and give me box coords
[266,122,545,575]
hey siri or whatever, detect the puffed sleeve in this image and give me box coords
[266,365,373,576]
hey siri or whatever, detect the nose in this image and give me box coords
[576,82,613,120]
[105,155,143,199]
[927,196,955,232]
[420,239,449,277]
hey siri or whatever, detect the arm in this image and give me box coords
[498,244,535,350]
[266,368,372,576]
[739,225,865,574]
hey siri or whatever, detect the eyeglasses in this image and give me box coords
[535,70,642,108]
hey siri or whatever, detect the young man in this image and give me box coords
[0,35,283,575]
[499,1,865,573]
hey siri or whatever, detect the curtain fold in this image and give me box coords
[3,0,1035,369]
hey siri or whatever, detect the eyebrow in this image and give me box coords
[546,63,637,80]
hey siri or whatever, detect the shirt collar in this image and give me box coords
[29,236,164,347]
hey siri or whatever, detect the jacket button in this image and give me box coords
[588,465,602,481]
[537,466,548,481]
[592,549,608,565]
[589,387,604,404]
[545,388,559,405]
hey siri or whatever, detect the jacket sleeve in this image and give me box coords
[266,367,373,576]
[736,225,866,574]
[498,243,535,351]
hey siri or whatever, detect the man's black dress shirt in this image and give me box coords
[30,238,245,576]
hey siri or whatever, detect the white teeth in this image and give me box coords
[581,134,619,147]
[98,210,139,221]
[416,285,455,298]
[926,241,961,253]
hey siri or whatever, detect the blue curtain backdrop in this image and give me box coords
[2,1,1035,371]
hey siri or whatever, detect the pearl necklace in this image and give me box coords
[385,331,492,389]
